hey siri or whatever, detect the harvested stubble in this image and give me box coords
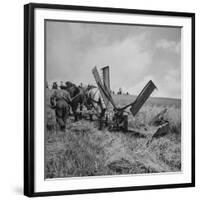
[45,119,181,178]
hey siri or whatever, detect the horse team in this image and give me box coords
[50,81,100,130]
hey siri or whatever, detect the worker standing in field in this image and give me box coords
[50,89,71,131]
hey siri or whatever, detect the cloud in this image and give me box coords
[156,39,181,54]
[81,34,153,91]
[46,21,181,98]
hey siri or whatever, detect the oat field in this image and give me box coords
[45,89,181,178]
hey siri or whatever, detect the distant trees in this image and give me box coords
[117,88,122,95]
[52,82,58,89]
[116,88,130,95]
[49,81,130,96]
[60,81,64,87]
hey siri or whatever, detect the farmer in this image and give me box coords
[50,89,71,130]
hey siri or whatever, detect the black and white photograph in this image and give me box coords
[23,3,195,197]
[45,20,182,179]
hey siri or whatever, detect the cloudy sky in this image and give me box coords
[46,20,181,98]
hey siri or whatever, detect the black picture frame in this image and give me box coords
[24,3,195,197]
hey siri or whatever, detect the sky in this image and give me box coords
[46,20,181,98]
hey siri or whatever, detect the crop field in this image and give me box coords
[45,89,181,179]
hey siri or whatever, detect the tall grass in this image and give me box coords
[45,89,181,178]
[45,121,114,178]
[129,105,181,135]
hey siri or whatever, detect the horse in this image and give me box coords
[62,81,96,121]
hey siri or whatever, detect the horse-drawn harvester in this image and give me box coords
[50,65,169,138]
[91,66,157,132]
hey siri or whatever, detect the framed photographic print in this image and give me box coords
[24,3,195,197]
